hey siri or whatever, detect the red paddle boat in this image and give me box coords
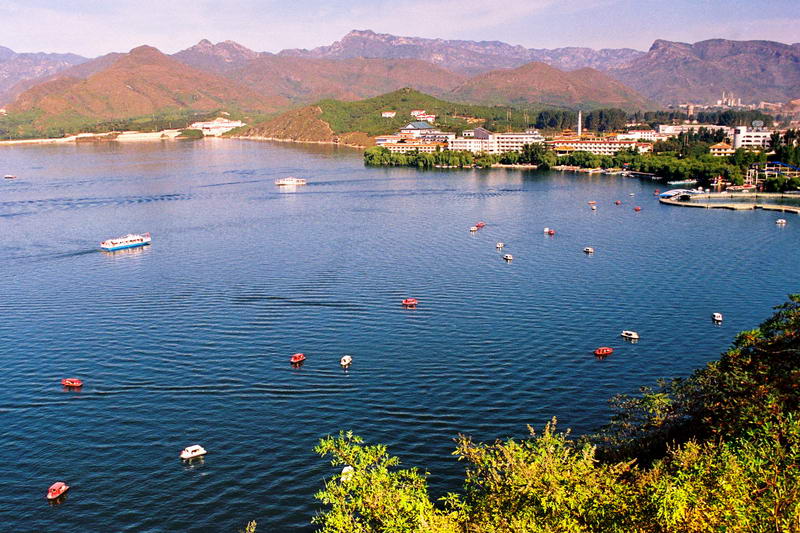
[475,221,486,228]
[594,347,614,357]
[46,482,69,500]
[548,229,556,235]
[401,298,418,307]
[290,353,306,364]
[615,200,622,205]
[634,206,642,212]
[61,378,83,388]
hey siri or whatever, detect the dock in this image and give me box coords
[660,192,800,214]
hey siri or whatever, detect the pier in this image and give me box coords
[660,192,800,214]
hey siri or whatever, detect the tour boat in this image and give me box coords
[634,206,642,212]
[275,177,307,186]
[620,330,639,340]
[100,232,151,252]
[712,312,723,322]
[496,242,505,249]
[4,174,16,179]
[594,346,614,357]
[475,221,486,228]
[46,482,69,500]
[503,254,513,261]
[179,444,207,460]
[401,298,418,307]
[61,378,83,388]
[340,355,353,367]
[469,226,478,232]
[615,200,622,205]
[583,247,595,254]
[776,219,787,225]
[290,353,306,364]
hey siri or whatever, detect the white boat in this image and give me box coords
[100,232,151,251]
[621,330,639,340]
[275,177,307,186]
[496,242,505,249]
[583,247,595,254]
[4,174,16,179]
[712,312,723,322]
[591,205,597,211]
[340,355,352,367]
[503,254,513,261]
[543,227,550,233]
[776,219,787,225]
[469,226,478,232]
[180,444,207,460]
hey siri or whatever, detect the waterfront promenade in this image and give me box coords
[660,192,800,214]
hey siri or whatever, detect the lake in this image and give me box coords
[1,138,797,531]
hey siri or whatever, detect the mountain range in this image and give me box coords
[2,30,799,134]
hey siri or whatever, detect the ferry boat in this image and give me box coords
[583,247,595,254]
[100,232,151,252]
[667,179,698,186]
[620,330,639,340]
[275,177,307,186]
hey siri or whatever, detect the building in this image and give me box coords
[189,117,245,136]
[615,130,669,142]
[709,142,735,157]
[548,138,653,156]
[409,110,426,117]
[384,142,446,154]
[448,128,545,154]
[658,124,732,137]
[415,114,436,123]
[732,126,772,150]
[381,111,396,118]
[399,122,439,137]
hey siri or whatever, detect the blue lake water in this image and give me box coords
[1,138,798,531]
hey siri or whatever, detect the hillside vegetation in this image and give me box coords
[310,295,800,532]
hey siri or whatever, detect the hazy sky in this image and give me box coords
[2,0,798,57]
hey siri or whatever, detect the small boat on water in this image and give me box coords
[275,177,307,186]
[591,205,597,211]
[653,189,660,195]
[46,482,69,500]
[496,242,505,249]
[629,193,635,196]
[634,206,642,212]
[503,254,513,261]
[621,330,639,340]
[61,378,83,388]
[614,200,622,205]
[548,229,555,235]
[583,247,594,254]
[290,353,306,364]
[594,346,614,357]
[776,219,787,225]
[4,174,16,180]
[340,355,353,367]
[588,201,597,205]
[469,226,478,232]
[667,179,697,186]
[180,445,207,460]
[712,312,723,322]
[543,227,550,233]
[401,298,418,307]
[100,232,151,251]
[475,221,486,228]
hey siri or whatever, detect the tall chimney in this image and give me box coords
[577,110,582,136]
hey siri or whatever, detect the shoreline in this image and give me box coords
[0,129,185,146]
[230,135,366,150]
[660,192,800,214]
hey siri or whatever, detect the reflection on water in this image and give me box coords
[0,139,798,531]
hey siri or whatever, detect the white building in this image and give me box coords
[399,122,440,138]
[415,114,436,123]
[384,142,446,154]
[658,124,732,137]
[381,111,396,118]
[409,110,426,117]
[549,138,653,156]
[615,130,669,142]
[447,128,545,154]
[189,117,245,136]
[732,126,773,150]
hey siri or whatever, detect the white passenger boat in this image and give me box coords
[776,219,787,225]
[469,226,478,232]
[275,177,307,186]
[496,242,505,249]
[620,330,639,340]
[712,312,723,322]
[340,355,353,367]
[179,444,207,460]
[583,247,595,254]
[4,174,16,179]
[503,254,513,261]
[100,232,151,251]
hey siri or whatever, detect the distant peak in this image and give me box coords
[197,39,213,46]
[129,45,162,56]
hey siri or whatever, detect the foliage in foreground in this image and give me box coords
[313,295,800,532]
